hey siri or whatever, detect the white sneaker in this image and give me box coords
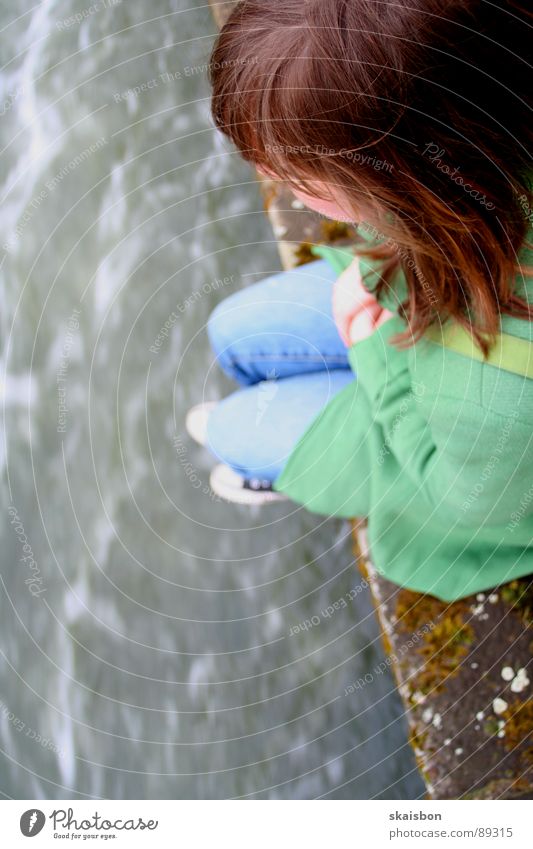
[185,401,217,447]
[209,464,288,506]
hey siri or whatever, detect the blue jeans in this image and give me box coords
[206,259,355,482]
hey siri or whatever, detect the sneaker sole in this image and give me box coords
[209,464,288,506]
[185,401,217,447]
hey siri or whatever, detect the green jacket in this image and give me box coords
[272,226,533,601]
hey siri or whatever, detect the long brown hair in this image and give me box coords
[209,0,533,354]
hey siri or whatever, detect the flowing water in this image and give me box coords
[0,0,423,799]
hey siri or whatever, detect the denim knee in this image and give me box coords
[206,261,347,385]
[205,385,286,480]
[207,290,256,385]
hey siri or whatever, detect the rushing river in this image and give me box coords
[0,0,423,799]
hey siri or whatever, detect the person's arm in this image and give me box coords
[351,316,533,529]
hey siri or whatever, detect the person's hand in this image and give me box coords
[332,257,394,347]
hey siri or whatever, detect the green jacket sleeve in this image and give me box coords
[349,316,531,529]
[311,234,408,314]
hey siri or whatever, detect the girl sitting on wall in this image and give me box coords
[186,0,533,602]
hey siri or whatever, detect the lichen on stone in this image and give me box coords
[319,220,355,242]
[500,579,533,625]
[294,241,317,266]
[394,591,474,694]
[501,697,533,768]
